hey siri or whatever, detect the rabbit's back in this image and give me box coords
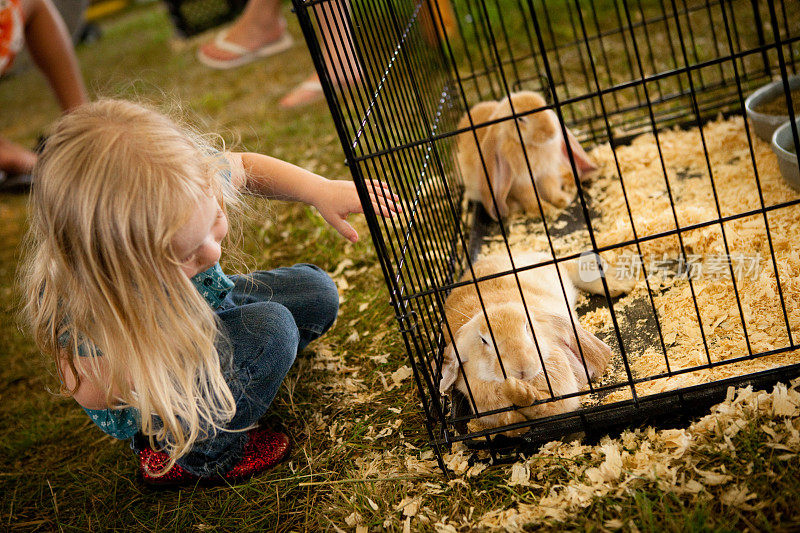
[445,253,576,337]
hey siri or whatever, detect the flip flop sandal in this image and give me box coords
[197,20,294,70]
[279,79,325,109]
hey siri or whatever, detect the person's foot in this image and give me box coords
[138,427,291,487]
[197,17,292,69]
[138,447,200,487]
[221,427,291,480]
[0,137,36,176]
[279,70,367,109]
[279,75,325,109]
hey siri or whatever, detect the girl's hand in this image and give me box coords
[314,179,402,243]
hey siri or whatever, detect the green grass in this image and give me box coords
[2,2,800,531]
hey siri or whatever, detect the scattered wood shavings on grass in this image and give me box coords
[389,365,413,390]
[341,379,800,530]
[397,496,422,517]
[442,442,473,476]
[473,379,800,529]
[720,485,762,510]
[506,462,530,486]
[344,511,361,527]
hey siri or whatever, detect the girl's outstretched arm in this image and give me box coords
[231,152,402,242]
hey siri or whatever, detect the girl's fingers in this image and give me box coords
[368,191,398,209]
[365,180,401,202]
[371,200,395,217]
[368,193,402,216]
[332,216,359,242]
[365,193,394,216]
[366,186,402,208]
[363,184,402,215]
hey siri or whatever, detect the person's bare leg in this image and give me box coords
[22,0,88,111]
[198,0,285,63]
[0,136,37,176]
[280,0,360,108]
[0,0,87,177]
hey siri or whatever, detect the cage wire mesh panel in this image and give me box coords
[293,0,800,469]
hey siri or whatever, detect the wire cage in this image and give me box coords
[292,0,800,472]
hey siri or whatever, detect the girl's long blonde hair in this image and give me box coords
[22,99,242,473]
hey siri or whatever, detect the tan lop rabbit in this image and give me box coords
[440,252,632,436]
[456,91,598,220]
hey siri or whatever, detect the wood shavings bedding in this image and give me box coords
[474,380,800,528]
[483,116,800,406]
[349,380,800,530]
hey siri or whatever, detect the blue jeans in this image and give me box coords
[133,264,338,477]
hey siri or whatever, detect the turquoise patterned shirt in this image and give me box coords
[80,263,235,439]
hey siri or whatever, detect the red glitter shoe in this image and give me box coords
[138,427,291,487]
[138,447,200,487]
[220,427,291,482]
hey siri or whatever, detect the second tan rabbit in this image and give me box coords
[456,91,598,220]
[440,252,633,436]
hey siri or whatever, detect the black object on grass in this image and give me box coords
[162,0,247,37]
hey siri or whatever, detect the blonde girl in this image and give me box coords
[22,98,400,486]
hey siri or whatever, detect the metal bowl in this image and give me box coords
[745,75,800,141]
[772,118,800,191]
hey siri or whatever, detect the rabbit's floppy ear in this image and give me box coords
[476,100,521,221]
[490,146,514,218]
[476,132,513,220]
[560,127,598,181]
[541,312,611,387]
[439,340,468,394]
